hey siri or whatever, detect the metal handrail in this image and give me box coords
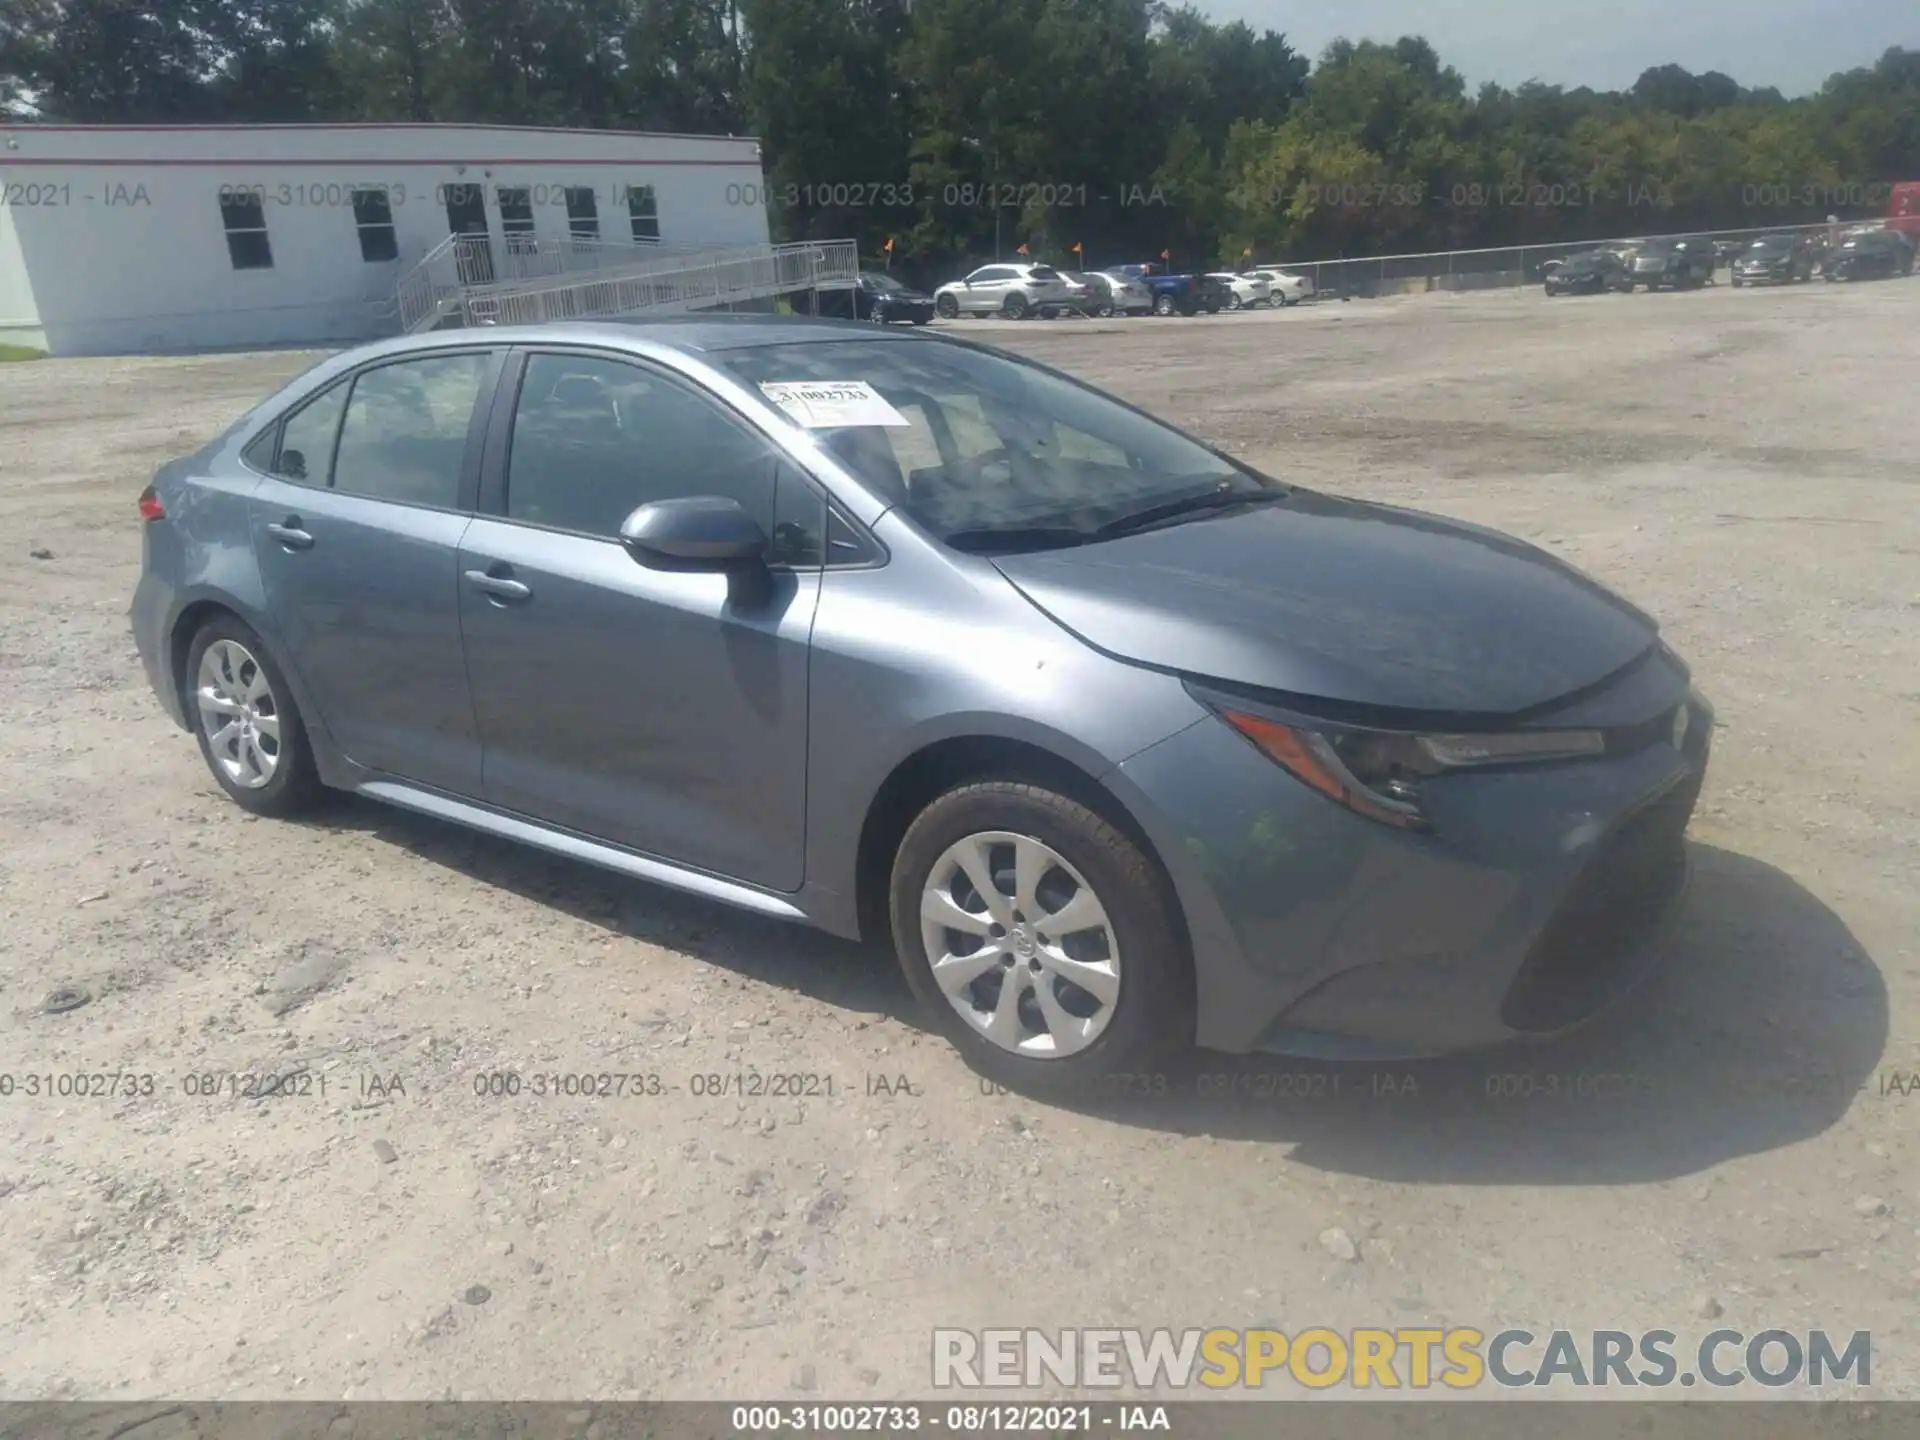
[407,238,861,330]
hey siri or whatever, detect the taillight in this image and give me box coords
[138,485,165,521]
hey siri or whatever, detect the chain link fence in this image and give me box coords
[1287,219,1856,300]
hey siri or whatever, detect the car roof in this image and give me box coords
[335,315,936,364]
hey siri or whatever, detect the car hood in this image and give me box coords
[991,491,1659,716]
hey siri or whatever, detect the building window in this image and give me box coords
[626,184,660,243]
[352,188,399,263]
[220,192,273,270]
[565,186,599,239]
[497,186,535,252]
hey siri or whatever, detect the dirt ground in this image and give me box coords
[1,280,1917,1403]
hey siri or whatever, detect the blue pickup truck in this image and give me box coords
[1102,263,1230,316]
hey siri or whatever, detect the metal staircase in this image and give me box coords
[395,234,861,333]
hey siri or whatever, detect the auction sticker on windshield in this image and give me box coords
[759,381,910,428]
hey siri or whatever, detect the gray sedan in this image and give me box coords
[131,317,1710,1094]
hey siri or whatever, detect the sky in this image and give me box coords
[1205,0,1915,96]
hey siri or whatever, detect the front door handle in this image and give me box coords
[463,568,532,603]
[265,519,314,550]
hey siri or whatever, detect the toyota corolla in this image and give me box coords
[131,317,1710,1093]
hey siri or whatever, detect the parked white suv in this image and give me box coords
[934,263,1074,320]
[1243,267,1313,306]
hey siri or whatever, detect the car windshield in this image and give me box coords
[715,338,1264,551]
[1561,254,1605,272]
[1750,236,1795,250]
[864,273,909,293]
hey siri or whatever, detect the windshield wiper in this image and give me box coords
[942,525,1093,555]
[1092,484,1286,540]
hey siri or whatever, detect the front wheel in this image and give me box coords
[1153,293,1177,317]
[935,294,959,319]
[1225,293,1243,311]
[186,615,324,816]
[890,781,1191,1094]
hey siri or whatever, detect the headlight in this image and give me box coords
[1217,709,1605,832]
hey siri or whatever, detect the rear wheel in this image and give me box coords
[1003,292,1030,320]
[890,781,1191,1094]
[1153,293,1177,317]
[186,615,323,816]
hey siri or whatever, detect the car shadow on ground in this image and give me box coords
[299,791,923,1026]
[313,798,1887,1185]
[1059,840,1890,1185]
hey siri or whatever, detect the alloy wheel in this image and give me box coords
[195,638,281,789]
[919,830,1120,1058]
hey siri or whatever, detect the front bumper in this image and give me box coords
[1116,683,1712,1058]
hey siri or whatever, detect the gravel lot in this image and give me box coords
[1,280,1917,1402]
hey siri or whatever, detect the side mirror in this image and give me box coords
[619,495,768,569]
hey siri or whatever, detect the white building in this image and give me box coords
[0,122,771,355]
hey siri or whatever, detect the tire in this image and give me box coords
[184,614,323,817]
[1003,293,1029,320]
[1202,300,1221,314]
[1095,303,1114,318]
[911,314,931,326]
[889,780,1191,1095]
[935,294,959,319]
[1226,293,1243,311]
[1153,293,1176,317]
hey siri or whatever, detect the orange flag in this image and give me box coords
[1159,248,1171,260]
[1016,243,1030,256]
[883,236,894,252]
[1070,241,1083,254]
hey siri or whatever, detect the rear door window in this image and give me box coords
[332,353,490,508]
[272,381,351,485]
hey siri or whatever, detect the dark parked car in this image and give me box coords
[1823,230,1916,282]
[1730,233,1817,287]
[1625,237,1714,290]
[1544,250,1632,295]
[132,317,1711,1092]
[838,271,936,324]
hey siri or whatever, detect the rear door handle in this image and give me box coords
[463,568,532,603]
[265,519,314,550]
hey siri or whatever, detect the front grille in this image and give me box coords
[1500,765,1702,1033]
